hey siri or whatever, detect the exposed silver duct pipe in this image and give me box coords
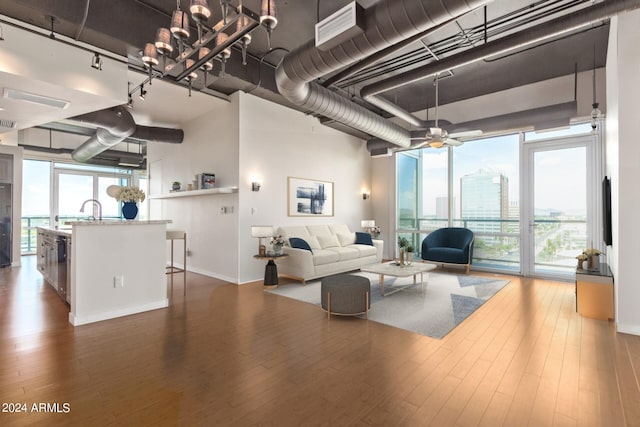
[366,101,578,153]
[321,15,464,89]
[130,126,184,144]
[275,0,493,148]
[19,144,146,169]
[71,106,136,163]
[361,0,640,101]
[70,106,184,163]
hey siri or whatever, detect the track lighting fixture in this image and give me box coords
[91,52,103,70]
[139,85,147,100]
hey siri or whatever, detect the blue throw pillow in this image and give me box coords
[289,237,313,253]
[355,232,373,246]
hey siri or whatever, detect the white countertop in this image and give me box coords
[37,226,72,236]
[65,220,172,226]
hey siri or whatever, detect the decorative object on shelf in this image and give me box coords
[114,186,146,220]
[201,173,216,189]
[270,235,285,255]
[288,176,334,217]
[127,0,278,105]
[582,247,601,271]
[122,202,139,220]
[251,225,273,257]
[576,253,588,269]
[172,181,181,191]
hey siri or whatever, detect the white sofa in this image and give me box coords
[276,224,383,283]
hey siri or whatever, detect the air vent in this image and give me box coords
[3,88,70,109]
[0,119,16,129]
[315,2,364,51]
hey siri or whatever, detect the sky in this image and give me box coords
[417,125,591,218]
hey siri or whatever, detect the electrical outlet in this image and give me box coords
[114,276,124,288]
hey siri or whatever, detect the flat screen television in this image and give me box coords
[603,176,612,246]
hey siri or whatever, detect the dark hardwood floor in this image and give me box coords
[1,256,639,426]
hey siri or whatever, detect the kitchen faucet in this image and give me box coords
[80,199,102,221]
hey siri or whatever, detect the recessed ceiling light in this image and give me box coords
[3,88,70,109]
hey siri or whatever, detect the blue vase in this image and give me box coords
[122,202,138,220]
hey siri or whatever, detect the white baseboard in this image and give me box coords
[69,299,169,326]
[616,322,640,336]
[184,265,237,284]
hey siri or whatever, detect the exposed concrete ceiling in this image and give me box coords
[0,0,612,143]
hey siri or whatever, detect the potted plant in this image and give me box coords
[406,244,414,265]
[172,181,181,191]
[398,236,409,265]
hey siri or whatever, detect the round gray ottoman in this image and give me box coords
[321,274,371,319]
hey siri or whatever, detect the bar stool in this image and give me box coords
[166,229,187,295]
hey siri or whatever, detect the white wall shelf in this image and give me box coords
[149,187,238,200]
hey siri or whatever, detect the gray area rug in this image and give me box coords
[266,271,509,339]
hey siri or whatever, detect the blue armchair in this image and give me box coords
[421,227,474,273]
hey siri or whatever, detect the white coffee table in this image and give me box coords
[360,262,437,296]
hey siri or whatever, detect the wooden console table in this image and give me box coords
[575,262,614,321]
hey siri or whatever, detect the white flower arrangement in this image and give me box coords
[115,186,146,203]
[270,235,285,246]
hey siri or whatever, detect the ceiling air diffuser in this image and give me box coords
[315,1,364,51]
[3,88,70,109]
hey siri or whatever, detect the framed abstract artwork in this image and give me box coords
[287,177,334,217]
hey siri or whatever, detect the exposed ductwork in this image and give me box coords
[70,106,184,163]
[275,0,493,148]
[361,0,640,103]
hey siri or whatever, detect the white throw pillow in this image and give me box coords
[317,234,340,248]
[306,236,321,250]
[337,233,355,246]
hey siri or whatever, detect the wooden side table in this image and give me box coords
[254,253,289,289]
[576,262,614,320]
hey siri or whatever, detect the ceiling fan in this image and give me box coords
[413,74,482,149]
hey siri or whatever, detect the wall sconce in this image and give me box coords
[252,182,261,192]
[362,191,370,200]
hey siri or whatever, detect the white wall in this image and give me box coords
[236,92,371,283]
[148,91,372,284]
[605,11,640,336]
[148,97,240,283]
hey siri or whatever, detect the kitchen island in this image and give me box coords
[65,220,171,326]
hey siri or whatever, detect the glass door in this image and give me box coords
[53,168,131,227]
[54,171,95,226]
[522,136,597,278]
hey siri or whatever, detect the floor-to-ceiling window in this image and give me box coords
[21,160,133,254]
[452,134,520,271]
[396,122,601,278]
